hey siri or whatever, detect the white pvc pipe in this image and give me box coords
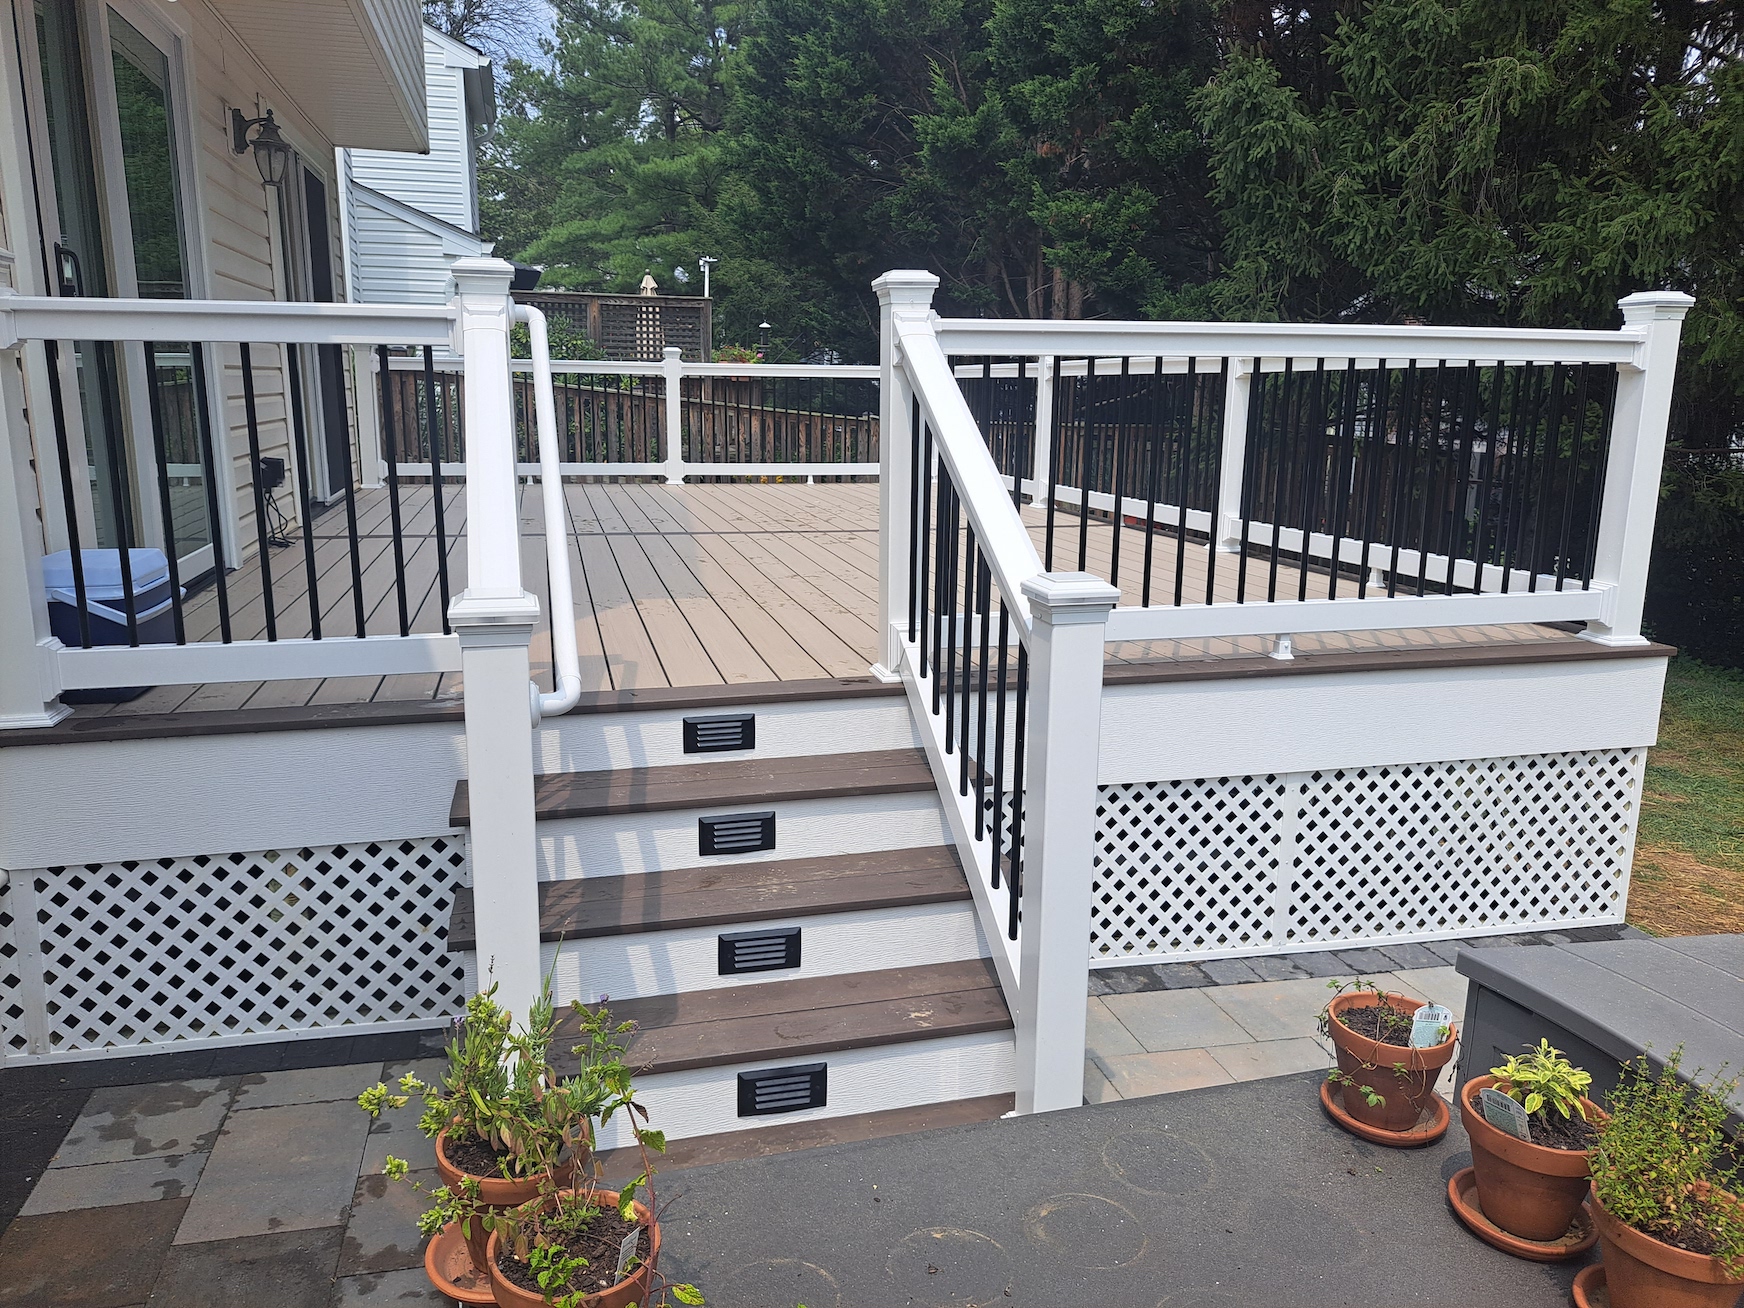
[515,304,582,722]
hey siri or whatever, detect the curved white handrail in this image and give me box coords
[516,304,582,722]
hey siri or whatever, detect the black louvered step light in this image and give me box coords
[698,811,775,856]
[684,713,755,753]
[718,926,801,975]
[737,1063,827,1117]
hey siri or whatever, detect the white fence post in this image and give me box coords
[873,271,939,681]
[1215,357,1252,553]
[0,332,69,728]
[1583,291,1694,646]
[660,347,685,485]
[1015,570,1118,1114]
[445,256,542,1020]
[1030,355,1054,506]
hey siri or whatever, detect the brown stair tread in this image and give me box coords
[447,845,969,950]
[593,1093,1014,1180]
[448,748,934,826]
[552,958,1011,1077]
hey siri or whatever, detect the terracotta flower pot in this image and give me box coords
[434,1127,585,1270]
[485,1190,661,1308]
[1459,1075,1601,1242]
[1324,991,1456,1133]
[1590,1186,1744,1308]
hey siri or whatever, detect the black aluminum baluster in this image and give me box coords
[1173,359,1197,607]
[1077,359,1095,573]
[1447,362,1481,590]
[1326,360,1359,600]
[1141,359,1164,606]
[920,420,934,679]
[239,343,277,641]
[990,604,1010,890]
[1045,356,1063,568]
[1470,361,1507,592]
[142,342,187,644]
[376,345,410,636]
[1235,359,1266,605]
[423,347,453,633]
[1580,366,1620,588]
[1205,358,1230,606]
[1554,365,1592,591]
[284,345,322,639]
[188,343,233,640]
[42,341,92,647]
[959,521,976,793]
[1296,361,1329,603]
[1007,643,1029,941]
[1266,362,1297,603]
[90,344,140,645]
[974,553,991,832]
[1415,364,1450,597]
[1384,362,1421,598]
[908,398,922,641]
[1110,357,1130,590]
[1355,363,1392,600]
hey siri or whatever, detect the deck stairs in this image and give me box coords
[446,684,1017,1154]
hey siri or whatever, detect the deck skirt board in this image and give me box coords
[447,845,969,949]
[448,747,936,825]
[553,958,1011,1077]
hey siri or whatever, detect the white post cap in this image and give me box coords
[1617,290,1695,324]
[1021,571,1121,624]
[872,270,940,307]
[449,256,516,298]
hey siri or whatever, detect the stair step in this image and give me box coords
[449,748,935,826]
[448,845,969,951]
[552,958,1010,1077]
[594,1092,1014,1179]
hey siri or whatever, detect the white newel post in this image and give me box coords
[1582,291,1695,646]
[1215,358,1252,553]
[1030,356,1054,506]
[0,326,70,728]
[1015,571,1118,1114]
[872,271,939,682]
[446,257,543,1019]
[660,347,685,485]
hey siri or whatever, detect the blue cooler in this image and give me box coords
[43,548,178,703]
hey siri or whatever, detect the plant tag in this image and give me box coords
[615,1228,639,1279]
[1480,1086,1533,1140]
[1410,1004,1454,1048]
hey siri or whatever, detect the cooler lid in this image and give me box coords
[42,548,171,595]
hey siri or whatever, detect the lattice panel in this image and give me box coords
[1093,750,1643,962]
[0,878,26,1055]
[12,838,466,1055]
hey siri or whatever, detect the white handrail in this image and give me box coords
[516,304,582,722]
[0,293,454,347]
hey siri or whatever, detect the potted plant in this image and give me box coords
[358,984,606,1272]
[1587,1049,1744,1308]
[1317,979,1457,1142]
[483,1002,704,1308]
[1458,1040,1602,1243]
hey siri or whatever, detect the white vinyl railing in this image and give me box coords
[877,271,1693,1116]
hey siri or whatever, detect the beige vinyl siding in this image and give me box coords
[347,29,480,232]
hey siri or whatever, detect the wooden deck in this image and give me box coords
[66,481,1579,720]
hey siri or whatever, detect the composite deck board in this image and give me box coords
[447,844,969,949]
[449,747,935,826]
[553,957,1010,1077]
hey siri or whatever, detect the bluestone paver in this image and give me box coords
[1378,941,1446,971]
[1390,966,1472,1019]
[1095,1048,1234,1098]
[339,1168,433,1276]
[1201,974,1361,1043]
[1204,1037,1331,1083]
[1331,947,1397,974]
[1244,954,1309,982]
[19,1152,206,1215]
[173,1100,371,1244]
[148,1225,343,1308]
[333,1266,451,1305]
[230,1061,385,1111]
[50,1080,233,1168]
[1084,998,1144,1059]
[1083,1060,1120,1105]
[0,1196,187,1308]
[1100,989,1250,1053]
[1200,958,1262,986]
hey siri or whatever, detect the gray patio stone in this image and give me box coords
[1200,958,1262,985]
[231,1061,385,1110]
[0,1196,186,1308]
[1149,962,1212,990]
[148,1225,342,1308]
[1205,1037,1332,1082]
[50,1079,234,1168]
[1243,954,1309,982]
[339,1168,433,1276]
[1100,988,1250,1053]
[1291,949,1354,977]
[1083,1060,1120,1105]
[1202,974,1360,1042]
[1376,942,1444,971]
[1093,966,1161,994]
[1084,998,1144,1061]
[1331,947,1396,974]
[1390,966,1471,1021]
[333,1266,451,1305]
[1423,939,1466,965]
[173,1100,371,1245]
[1085,970,1114,997]
[1095,1048,1234,1098]
[20,1152,207,1215]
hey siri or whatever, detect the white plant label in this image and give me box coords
[1410,1004,1454,1048]
[1480,1086,1533,1140]
[616,1228,640,1279]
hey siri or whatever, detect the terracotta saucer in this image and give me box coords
[1318,1077,1450,1146]
[1571,1262,1608,1307]
[1446,1166,1598,1262]
[424,1221,496,1305]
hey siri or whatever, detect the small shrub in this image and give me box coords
[1491,1040,1593,1121]
[1590,1048,1744,1272]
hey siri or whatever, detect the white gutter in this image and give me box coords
[515,304,582,722]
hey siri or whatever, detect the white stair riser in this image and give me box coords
[591,1030,1015,1148]
[525,901,990,1003]
[523,792,948,881]
[536,697,918,774]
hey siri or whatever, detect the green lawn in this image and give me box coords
[1631,658,1744,936]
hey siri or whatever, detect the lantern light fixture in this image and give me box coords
[230,107,291,187]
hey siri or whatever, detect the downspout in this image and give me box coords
[516,303,582,723]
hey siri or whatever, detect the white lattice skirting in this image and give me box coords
[1092,749,1645,964]
[1,837,466,1060]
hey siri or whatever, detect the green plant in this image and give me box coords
[1590,1047,1744,1273]
[1316,977,1414,1046]
[1327,1067,1385,1108]
[511,316,603,361]
[712,344,763,364]
[1490,1040,1593,1123]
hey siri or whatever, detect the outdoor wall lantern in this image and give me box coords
[231,107,292,187]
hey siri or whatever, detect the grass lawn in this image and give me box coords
[1631,657,1744,935]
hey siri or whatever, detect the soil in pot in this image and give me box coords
[1460,1075,1602,1243]
[1325,991,1456,1135]
[494,1207,646,1299]
[1590,1188,1744,1308]
[486,1190,661,1308]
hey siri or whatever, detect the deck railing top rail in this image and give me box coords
[0,293,456,347]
